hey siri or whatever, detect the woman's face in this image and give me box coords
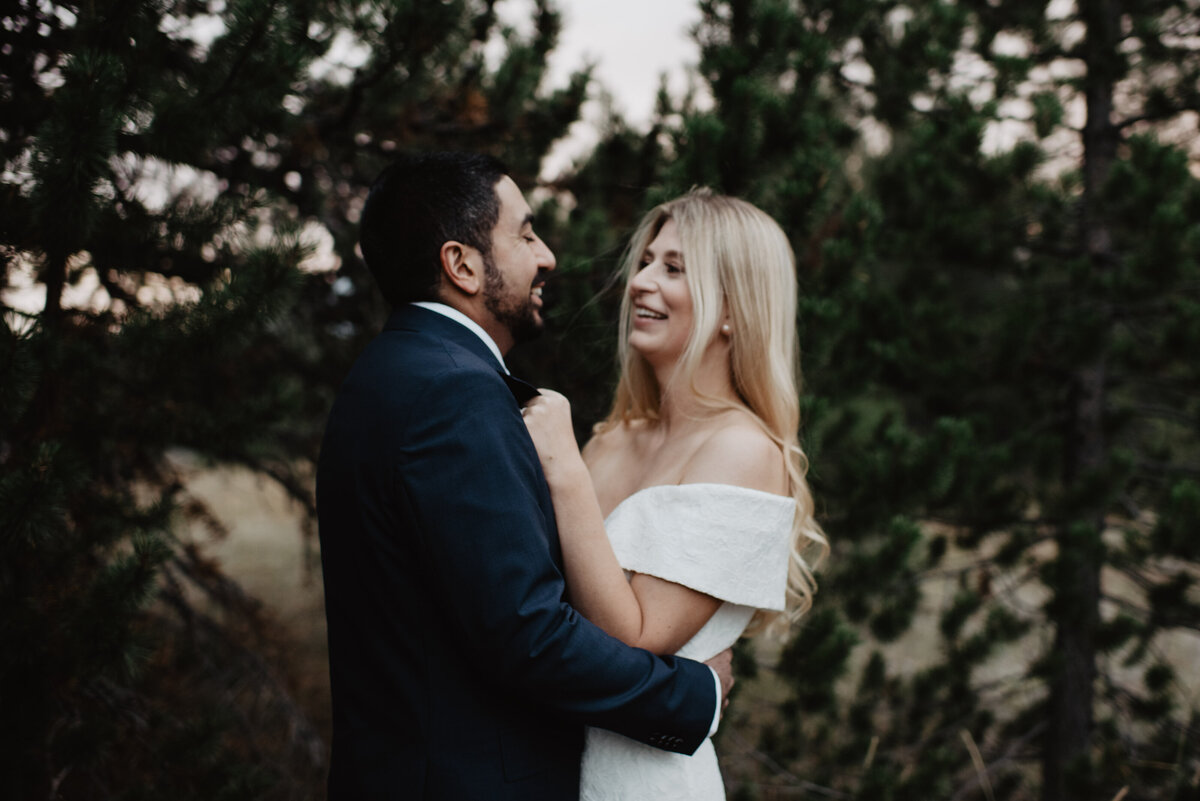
[628,218,694,367]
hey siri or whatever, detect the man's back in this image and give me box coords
[318,308,584,798]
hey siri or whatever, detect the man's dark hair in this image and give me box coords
[359,151,509,306]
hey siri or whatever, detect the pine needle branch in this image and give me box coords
[949,723,1047,801]
[724,728,853,798]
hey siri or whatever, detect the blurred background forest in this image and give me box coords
[2,0,1199,799]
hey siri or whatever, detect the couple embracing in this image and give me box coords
[316,151,826,800]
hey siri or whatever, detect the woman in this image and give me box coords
[522,189,826,800]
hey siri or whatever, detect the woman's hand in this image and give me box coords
[521,389,588,485]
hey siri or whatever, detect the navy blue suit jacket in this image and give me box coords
[317,305,715,800]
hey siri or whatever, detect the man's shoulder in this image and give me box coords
[358,324,498,380]
[383,304,504,372]
[333,327,508,427]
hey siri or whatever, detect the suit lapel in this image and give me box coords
[501,373,540,405]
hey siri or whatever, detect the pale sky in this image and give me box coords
[497,0,704,177]
[547,0,702,123]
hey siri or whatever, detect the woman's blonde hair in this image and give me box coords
[601,188,828,626]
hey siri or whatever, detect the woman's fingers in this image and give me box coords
[522,391,576,457]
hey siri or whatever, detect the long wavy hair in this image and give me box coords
[600,188,827,625]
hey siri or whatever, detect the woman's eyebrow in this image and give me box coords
[646,246,685,262]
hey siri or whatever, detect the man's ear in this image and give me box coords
[439,240,484,296]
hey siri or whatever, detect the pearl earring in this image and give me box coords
[721,324,731,336]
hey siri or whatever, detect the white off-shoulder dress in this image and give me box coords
[579,483,796,801]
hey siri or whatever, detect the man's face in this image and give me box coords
[481,176,556,348]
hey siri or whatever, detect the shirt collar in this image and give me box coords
[411,301,509,374]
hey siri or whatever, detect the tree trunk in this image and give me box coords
[1042,2,1120,799]
[40,250,67,331]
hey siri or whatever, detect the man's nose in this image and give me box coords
[536,236,556,271]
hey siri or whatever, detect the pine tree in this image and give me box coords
[830,3,1200,798]
[1,0,589,797]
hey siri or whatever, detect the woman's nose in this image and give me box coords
[629,263,657,294]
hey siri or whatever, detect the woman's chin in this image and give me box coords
[629,341,680,371]
[627,336,658,360]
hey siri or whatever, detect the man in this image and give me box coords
[317,152,730,800]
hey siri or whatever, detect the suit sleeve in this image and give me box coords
[393,365,716,754]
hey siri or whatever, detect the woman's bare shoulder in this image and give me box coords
[681,411,787,494]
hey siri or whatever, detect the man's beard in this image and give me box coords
[482,254,544,344]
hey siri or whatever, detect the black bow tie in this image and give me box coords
[501,372,540,405]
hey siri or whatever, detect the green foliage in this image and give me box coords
[776,606,859,713]
[1154,480,1200,559]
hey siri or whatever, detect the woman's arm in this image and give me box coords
[522,391,717,653]
[521,392,781,654]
